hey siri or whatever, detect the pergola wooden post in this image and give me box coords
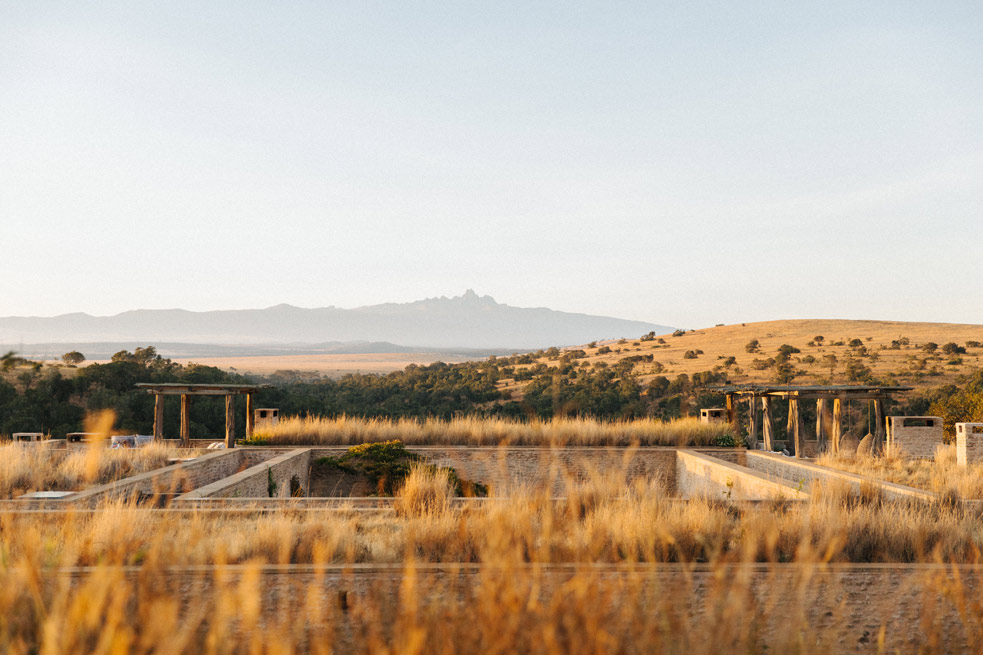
[225,394,236,449]
[153,394,164,442]
[748,396,760,448]
[789,397,802,457]
[245,393,255,440]
[761,396,774,451]
[873,398,886,454]
[725,393,736,428]
[180,394,191,448]
[815,398,828,452]
[831,397,844,456]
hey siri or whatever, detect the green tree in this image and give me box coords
[61,351,85,367]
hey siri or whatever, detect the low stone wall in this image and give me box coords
[67,449,277,507]
[744,452,938,504]
[676,450,808,500]
[39,562,983,654]
[180,449,312,499]
[306,446,678,496]
[0,448,287,509]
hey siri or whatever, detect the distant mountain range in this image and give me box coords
[0,290,673,356]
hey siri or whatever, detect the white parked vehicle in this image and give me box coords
[110,434,154,449]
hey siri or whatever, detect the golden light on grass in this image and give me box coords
[253,415,733,447]
[82,409,116,483]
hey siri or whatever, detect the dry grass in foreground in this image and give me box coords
[0,442,189,499]
[1,464,983,652]
[817,444,983,498]
[252,415,734,447]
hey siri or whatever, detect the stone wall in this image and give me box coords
[886,416,944,459]
[181,449,312,499]
[307,446,678,496]
[42,563,983,654]
[676,450,808,500]
[66,449,253,507]
[744,451,937,504]
[956,423,983,467]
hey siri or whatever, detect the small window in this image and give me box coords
[903,418,935,427]
[973,426,983,435]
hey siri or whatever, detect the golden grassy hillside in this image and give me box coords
[520,319,983,390]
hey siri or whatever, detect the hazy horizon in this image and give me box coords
[2,2,980,327]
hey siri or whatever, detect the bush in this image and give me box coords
[671,329,686,337]
[714,434,737,447]
[942,342,967,355]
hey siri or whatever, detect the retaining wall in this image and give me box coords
[744,452,938,503]
[307,446,679,496]
[676,450,808,500]
[39,562,983,654]
[180,449,312,499]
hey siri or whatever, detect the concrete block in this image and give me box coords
[886,416,943,459]
[956,423,983,467]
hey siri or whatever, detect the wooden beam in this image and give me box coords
[153,393,164,441]
[816,398,828,452]
[873,399,886,455]
[832,397,843,456]
[245,393,254,440]
[748,396,760,448]
[762,396,774,451]
[790,398,802,458]
[725,394,736,427]
[225,394,236,449]
[180,394,190,448]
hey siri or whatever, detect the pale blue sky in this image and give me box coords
[1,1,980,327]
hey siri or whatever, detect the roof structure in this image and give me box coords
[136,383,270,447]
[713,384,913,400]
[710,384,914,458]
[135,383,267,395]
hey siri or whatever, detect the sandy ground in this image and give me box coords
[167,352,476,377]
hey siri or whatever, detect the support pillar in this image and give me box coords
[762,396,774,451]
[748,396,760,449]
[225,394,236,449]
[873,398,886,455]
[725,394,736,427]
[180,394,190,448]
[832,397,843,456]
[245,393,255,440]
[153,393,164,441]
[815,398,828,452]
[789,397,802,458]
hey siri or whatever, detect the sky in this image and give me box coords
[1,1,981,329]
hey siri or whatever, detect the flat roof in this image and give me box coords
[712,384,913,399]
[135,383,268,395]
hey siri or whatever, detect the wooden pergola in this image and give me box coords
[135,383,269,448]
[716,385,913,458]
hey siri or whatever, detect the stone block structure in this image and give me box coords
[699,408,727,424]
[956,423,983,467]
[886,416,943,459]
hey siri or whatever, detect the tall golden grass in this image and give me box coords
[0,442,188,499]
[253,415,733,447]
[818,444,983,498]
[0,458,982,651]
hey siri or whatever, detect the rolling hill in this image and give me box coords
[507,319,983,392]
